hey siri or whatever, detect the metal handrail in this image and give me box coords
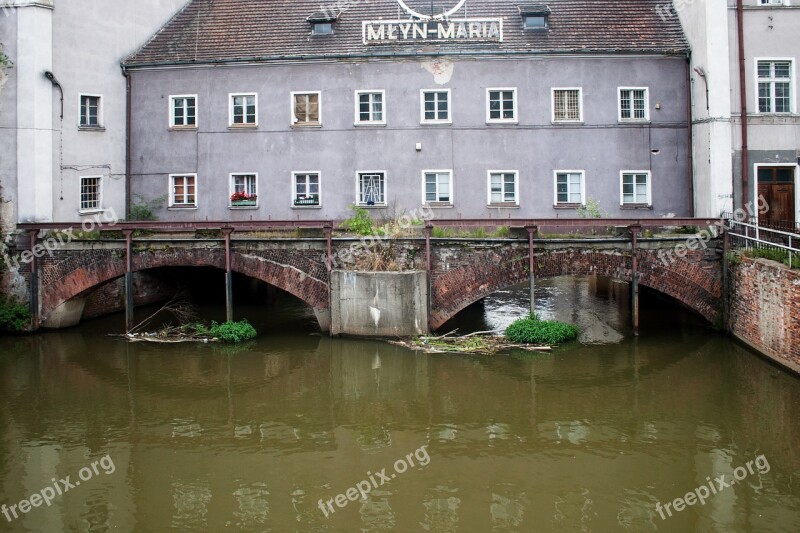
[727,219,798,268]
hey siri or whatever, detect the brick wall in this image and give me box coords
[82,271,173,319]
[730,257,800,373]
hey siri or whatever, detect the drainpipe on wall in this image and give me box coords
[736,0,749,210]
[123,65,132,220]
[686,55,695,217]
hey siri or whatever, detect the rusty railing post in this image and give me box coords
[222,227,234,323]
[425,222,433,333]
[525,225,538,316]
[324,222,333,273]
[629,224,642,336]
[28,230,39,329]
[123,229,134,333]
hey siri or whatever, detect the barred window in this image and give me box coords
[80,176,101,211]
[357,172,386,206]
[553,89,582,122]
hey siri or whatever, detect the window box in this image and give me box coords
[231,199,257,207]
[294,196,320,206]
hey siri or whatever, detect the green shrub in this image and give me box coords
[505,314,579,345]
[207,320,257,343]
[129,194,166,221]
[0,296,31,332]
[343,206,375,236]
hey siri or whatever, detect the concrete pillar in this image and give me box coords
[222,228,234,323]
[525,225,537,316]
[629,224,641,336]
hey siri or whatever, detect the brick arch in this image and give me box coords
[429,245,722,329]
[40,247,329,323]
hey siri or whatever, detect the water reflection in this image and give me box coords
[0,277,799,531]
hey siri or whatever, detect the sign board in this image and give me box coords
[362,18,504,44]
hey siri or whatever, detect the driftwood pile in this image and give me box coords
[387,329,552,355]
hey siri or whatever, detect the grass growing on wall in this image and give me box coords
[505,314,579,345]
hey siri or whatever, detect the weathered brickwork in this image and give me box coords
[730,258,800,372]
[430,241,723,329]
[82,272,174,319]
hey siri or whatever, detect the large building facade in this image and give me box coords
[123,0,692,221]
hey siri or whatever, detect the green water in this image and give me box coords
[1,277,799,532]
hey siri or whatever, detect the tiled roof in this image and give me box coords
[124,0,688,67]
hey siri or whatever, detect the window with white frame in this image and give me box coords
[170,174,197,207]
[759,0,783,5]
[488,171,518,205]
[170,95,197,127]
[421,90,451,123]
[230,174,257,207]
[552,89,582,122]
[423,171,452,204]
[555,171,585,205]
[619,88,649,121]
[487,89,517,122]
[757,60,793,113]
[230,94,257,126]
[620,171,651,206]
[355,91,385,124]
[79,176,102,211]
[357,172,386,206]
[293,172,321,206]
[80,95,101,127]
[292,92,321,125]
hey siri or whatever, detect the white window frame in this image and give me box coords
[168,173,198,208]
[355,170,387,207]
[486,170,519,206]
[291,91,322,126]
[619,170,652,206]
[486,88,518,124]
[553,170,586,206]
[421,170,454,205]
[79,93,103,128]
[758,0,785,6]
[551,88,583,123]
[420,89,452,124]
[618,87,650,122]
[79,176,103,213]
[754,58,795,114]
[354,90,386,125]
[229,173,259,209]
[169,94,198,129]
[292,171,322,208]
[229,93,258,127]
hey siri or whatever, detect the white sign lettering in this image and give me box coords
[362,18,503,45]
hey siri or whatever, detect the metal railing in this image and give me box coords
[727,218,800,268]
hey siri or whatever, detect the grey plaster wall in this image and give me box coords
[129,55,691,221]
[330,270,428,337]
[0,16,18,226]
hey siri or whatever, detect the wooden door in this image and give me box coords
[757,167,795,226]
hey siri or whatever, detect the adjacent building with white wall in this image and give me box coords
[0,0,187,226]
[676,0,800,226]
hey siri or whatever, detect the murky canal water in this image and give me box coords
[1,276,799,532]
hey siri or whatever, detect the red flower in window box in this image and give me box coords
[230,192,257,206]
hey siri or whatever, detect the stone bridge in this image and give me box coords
[14,220,725,334]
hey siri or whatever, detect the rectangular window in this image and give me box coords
[293,172,321,207]
[759,0,783,5]
[80,95,101,127]
[619,88,649,121]
[552,89,582,122]
[79,176,102,211]
[355,90,385,124]
[423,171,453,204]
[488,171,518,205]
[230,174,258,207]
[170,95,197,127]
[312,22,333,35]
[757,60,793,113]
[523,15,547,29]
[487,88,517,122]
[170,174,197,207]
[621,171,651,206]
[230,93,257,126]
[292,92,321,126]
[555,171,585,205]
[421,90,451,123]
[357,172,386,206]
